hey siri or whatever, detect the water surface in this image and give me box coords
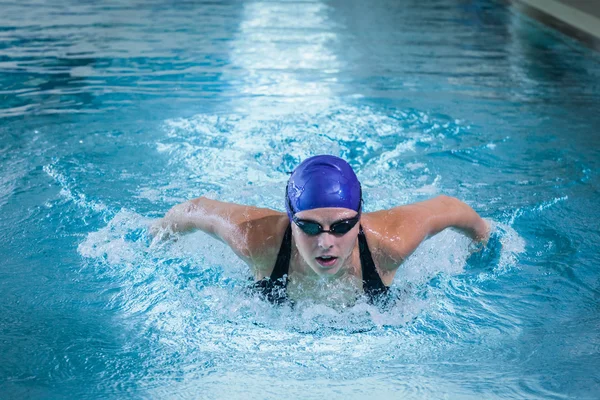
[1,0,600,398]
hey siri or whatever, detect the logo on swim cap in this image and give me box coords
[285,155,362,220]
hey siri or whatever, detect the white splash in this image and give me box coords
[43,163,107,212]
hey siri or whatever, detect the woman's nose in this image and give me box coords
[317,232,334,249]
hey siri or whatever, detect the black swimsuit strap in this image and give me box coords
[358,226,389,298]
[252,223,292,305]
[270,223,292,281]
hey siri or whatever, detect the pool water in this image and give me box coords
[1,0,600,398]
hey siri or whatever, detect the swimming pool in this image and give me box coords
[1,0,600,398]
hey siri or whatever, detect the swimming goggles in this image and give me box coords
[292,214,360,236]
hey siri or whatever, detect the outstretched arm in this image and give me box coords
[150,197,283,264]
[376,195,489,263]
[152,197,244,238]
[414,195,489,242]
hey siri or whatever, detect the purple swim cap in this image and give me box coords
[285,155,362,219]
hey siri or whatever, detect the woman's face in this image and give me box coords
[291,207,360,277]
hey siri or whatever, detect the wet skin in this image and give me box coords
[290,207,362,279]
[152,195,490,295]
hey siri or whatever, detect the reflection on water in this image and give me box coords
[1,0,599,120]
[228,0,341,115]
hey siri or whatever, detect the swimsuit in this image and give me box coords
[253,224,389,304]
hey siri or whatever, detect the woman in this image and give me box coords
[152,155,489,304]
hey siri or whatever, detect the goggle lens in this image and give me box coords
[293,215,360,236]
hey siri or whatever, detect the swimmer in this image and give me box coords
[151,155,489,304]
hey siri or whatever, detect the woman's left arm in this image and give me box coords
[417,195,489,242]
[375,195,490,263]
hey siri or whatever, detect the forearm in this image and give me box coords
[429,196,489,242]
[453,213,489,242]
[446,196,489,241]
[151,197,214,236]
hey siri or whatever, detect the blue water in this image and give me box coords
[1,0,600,398]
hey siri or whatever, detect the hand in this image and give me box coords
[479,219,492,244]
[148,219,173,242]
[470,219,492,252]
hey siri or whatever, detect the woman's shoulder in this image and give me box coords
[240,211,290,278]
[360,211,411,273]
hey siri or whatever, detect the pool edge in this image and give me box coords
[512,0,600,52]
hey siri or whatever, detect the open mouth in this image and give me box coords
[316,256,338,267]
